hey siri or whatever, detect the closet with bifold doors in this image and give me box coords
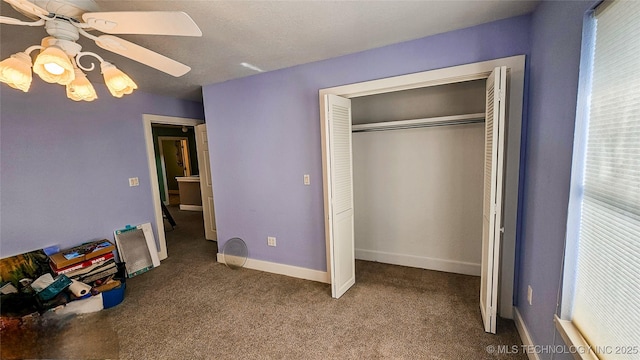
[351,79,488,277]
[323,61,517,333]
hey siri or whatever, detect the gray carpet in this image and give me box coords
[1,207,526,359]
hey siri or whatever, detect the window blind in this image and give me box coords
[571,1,640,358]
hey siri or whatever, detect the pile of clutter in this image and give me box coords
[0,239,126,327]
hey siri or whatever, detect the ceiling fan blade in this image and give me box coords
[82,11,202,36]
[0,15,44,26]
[95,35,191,77]
[3,0,49,18]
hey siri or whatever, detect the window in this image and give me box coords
[559,1,640,359]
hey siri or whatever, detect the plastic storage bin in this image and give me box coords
[102,282,126,309]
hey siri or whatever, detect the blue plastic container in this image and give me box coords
[102,282,126,309]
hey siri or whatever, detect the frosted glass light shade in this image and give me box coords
[0,52,33,92]
[66,69,97,102]
[33,46,75,85]
[101,62,137,98]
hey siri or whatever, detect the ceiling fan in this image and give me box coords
[0,0,202,101]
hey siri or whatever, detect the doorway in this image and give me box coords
[157,135,193,205]
[143,114,217,261]
[319,56,525,329]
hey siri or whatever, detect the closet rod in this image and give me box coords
[352,112,485,133]
[352,119,485,133]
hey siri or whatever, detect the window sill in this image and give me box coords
[554,315,600,360]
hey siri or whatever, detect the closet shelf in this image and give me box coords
[352,112,485,133]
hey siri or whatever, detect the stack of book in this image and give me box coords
[49,240,117,286]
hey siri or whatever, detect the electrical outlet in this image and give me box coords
[303,174,310,185]
[129,177,139,187]
[527,285,533,305]
[267,236,276,247]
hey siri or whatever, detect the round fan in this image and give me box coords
[1,0,202,77]
[222,238,248,270]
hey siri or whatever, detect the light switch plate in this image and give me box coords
[303,174,310,185]
[129,177,139,187]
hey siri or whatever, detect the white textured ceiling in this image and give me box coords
[0,1,539,101]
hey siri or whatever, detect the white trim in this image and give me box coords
[216,253,330,284]
[143,114,204,261]
[319,55,524,319]
[145,114,205,126]
[514,307,541,360]
[355,249,480,276]
[320,56,522,98]
[179,204,203,211]
[554,315,600,360]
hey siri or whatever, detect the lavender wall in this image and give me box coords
[517,1,594,357]
[202,15,531,271]
[0,82,204,257]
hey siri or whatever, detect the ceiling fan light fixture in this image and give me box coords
[2,5,202,101]
[66,68,97,102]
[0,52,33,92]
[101,62,137,98]
[33,46,75,85]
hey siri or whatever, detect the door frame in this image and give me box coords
[319,55,525,318]
[143,114,204,261]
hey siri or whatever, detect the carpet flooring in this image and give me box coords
[1,207,526,359]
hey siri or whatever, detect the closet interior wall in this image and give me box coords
[351,80,487,276]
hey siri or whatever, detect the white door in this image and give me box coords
[325,94,356,298]
[480,66,507,334]
[195,124,217,241]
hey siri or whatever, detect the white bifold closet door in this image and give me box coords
[325,94,356,298]
[480,66,507,334]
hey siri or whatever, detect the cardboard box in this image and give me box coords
[49,240,115,269]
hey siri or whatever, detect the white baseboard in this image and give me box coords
[355,249,480,276]
[513,307,541,360]
[179,204,203,211]
[216,253,330,284]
